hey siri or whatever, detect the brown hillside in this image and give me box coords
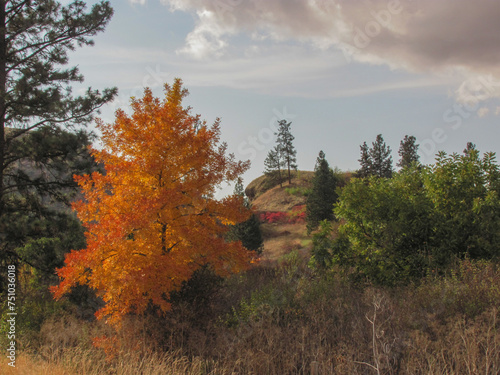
[246,171,315,262]
[247,171,314,212]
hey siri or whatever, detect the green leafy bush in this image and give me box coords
[329,148,500,285]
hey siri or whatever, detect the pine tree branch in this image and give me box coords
[6,4,111,73]
[5,0,30,24]
[4,95,112,140]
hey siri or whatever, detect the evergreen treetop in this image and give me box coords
[370,134,393,178]
[264,146,284,188]
[358,134,393,178]
[358,141,372,178]
[397,135,420,169]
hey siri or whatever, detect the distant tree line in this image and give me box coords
[357,134,420,178]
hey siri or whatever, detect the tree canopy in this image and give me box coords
[276,119,297,184]
[264,146,284,188]
[51,79,254,325]
[397,135,420,169]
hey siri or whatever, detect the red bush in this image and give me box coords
[260,206,306,224]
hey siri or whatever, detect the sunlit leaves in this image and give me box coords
[51,79,252,325]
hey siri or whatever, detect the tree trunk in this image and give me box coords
[277,149,282,188]
[278,163,282,188]
[287,159,291,184]
[0,0,6,222]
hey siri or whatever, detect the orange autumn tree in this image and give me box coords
[51,79,253,325]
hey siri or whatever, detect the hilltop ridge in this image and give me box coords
[245,171,314,211]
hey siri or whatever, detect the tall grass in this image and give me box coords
[11,256,500,374]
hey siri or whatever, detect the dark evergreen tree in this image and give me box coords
[227,178,264,255]
[370,134,393,178]
[306,151,339,233]
[264,146,284,188]
[397,135,420,169]
[358,141,372,178]
[357,134,393,178]
[0,1,117,284]
[232,214,264,255]
[276,119,297,184]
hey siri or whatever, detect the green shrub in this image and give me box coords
[332,148,500,285]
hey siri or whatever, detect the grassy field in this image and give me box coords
[260,222,309,261]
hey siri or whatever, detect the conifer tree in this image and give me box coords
[358,141,372,178]
[370,134,393,178]
[0,1,117,279]
[227,178,264,255]
[306,151,339,233]
[276,119,297,184]
[357,134,393,178]
[397,135,420,169]
[264,146,284,187]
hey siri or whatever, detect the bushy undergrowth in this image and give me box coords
[260,205,306,224]
[12,255,500,374]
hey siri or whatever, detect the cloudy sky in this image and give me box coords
[68,0,500,191]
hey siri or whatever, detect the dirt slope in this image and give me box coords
[246,171,314,261]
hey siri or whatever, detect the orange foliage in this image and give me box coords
[51,79,252,325]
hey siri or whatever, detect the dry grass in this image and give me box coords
[12,307,500,375]
[250,180,312,213]
[7,348,219,375]
[7,258,500,374]
[403,308,500,374]
[260,222,310,261]
[3,354,69,375]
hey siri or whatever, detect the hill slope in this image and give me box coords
[245,171,315,261]
[246,171,314,211]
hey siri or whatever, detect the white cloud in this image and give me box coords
[176,10,230,59]
[477,107,489,118]
[164,0,500,72]
[454,75,500,105]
